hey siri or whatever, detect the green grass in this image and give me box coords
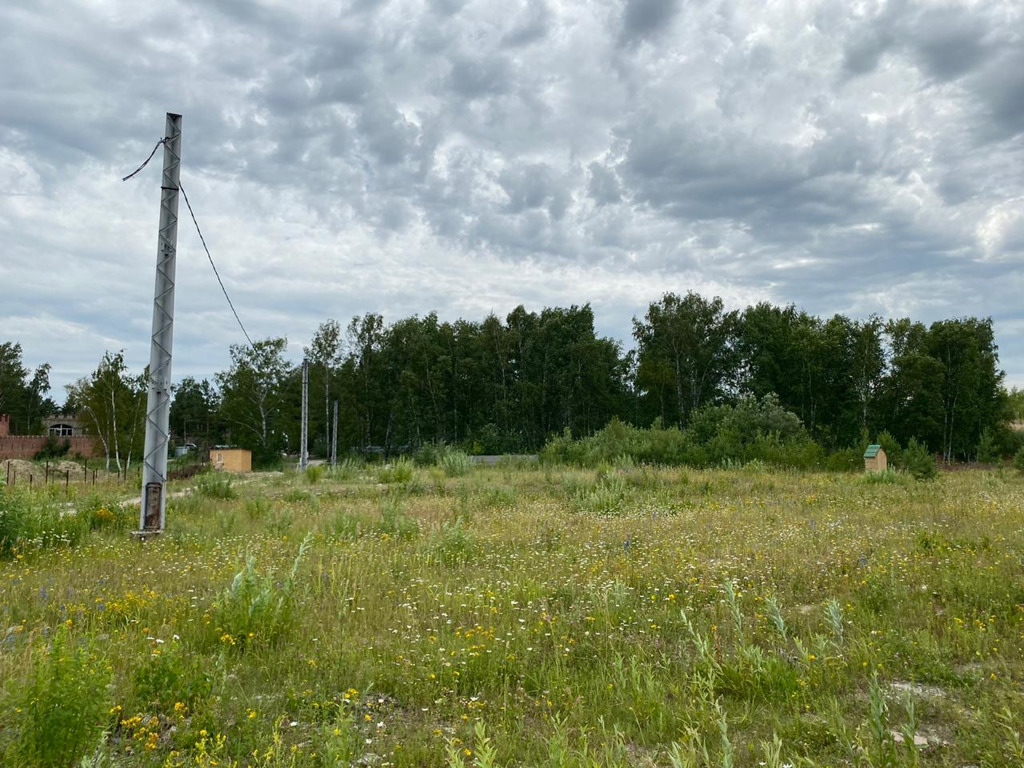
[0,466,1022,766]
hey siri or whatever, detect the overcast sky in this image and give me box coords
[2,0,1022,397]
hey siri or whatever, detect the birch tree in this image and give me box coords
[65,351,146,472]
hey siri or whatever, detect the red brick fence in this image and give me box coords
[0,435,99,461]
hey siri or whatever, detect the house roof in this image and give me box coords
[863,444,883,458]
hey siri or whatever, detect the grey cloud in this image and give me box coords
[619,0,682,47]
[841,1,1001,83]
[448,56,515,99]
[429,0,467,16]
[908,6,993,82]
[498,162,571,220]
[970,48,1024,140]
[587,162,622,205]
[356,98,420,165]
[842,29,895,76]
[4,0,1024,390]
[502,0,551,48]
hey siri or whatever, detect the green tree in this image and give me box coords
[216,338,291,463]
[878,319,944,451]
[0,341,56,434]
[634,292,740,426]
[170,377,220,446]
[65,351,146,472]
[926,318,1005,461]
[343,314,388,450]
[304,319,343,456]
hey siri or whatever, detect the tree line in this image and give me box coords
[1,292,1018,468]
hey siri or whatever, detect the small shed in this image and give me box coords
[210,447,252,473]
[863,444,887,473]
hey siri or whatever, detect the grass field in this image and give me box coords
[1,461,1022,767]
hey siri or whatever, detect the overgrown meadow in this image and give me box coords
[1,459,1022,767]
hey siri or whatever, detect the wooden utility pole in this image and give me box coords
[140,113,182,534]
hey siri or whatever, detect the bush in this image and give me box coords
[131,642,212,712]
[825,448,862,472]
[0,488,90,558]
[863,469,906,485]
[432,519,477,565]
[376,458,414,485]
[3,629,112,768]
[305,464,326,484]
[904,438,938,481]
[439,449,473,478]
[210,534,312,650]
[875,430,903,468]
[1014,447,1024,475]
[976,428,1000,464]
[33,435,71,461]
[195,472,236,499]
[80,495,133,532]
[375,494,419,539]
[329,457,364,482]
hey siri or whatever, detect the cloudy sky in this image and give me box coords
[2,0,1022,396]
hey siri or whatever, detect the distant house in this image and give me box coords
[44,415,87,437]
[863,444,887,473]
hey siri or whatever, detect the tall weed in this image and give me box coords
[210,533,312,649]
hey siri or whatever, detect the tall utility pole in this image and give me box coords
[299,359,309,471]
[331,400,339,466]
[140,113,182,533]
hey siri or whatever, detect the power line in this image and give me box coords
[122,138,167,182]
[122,138,256,352]
[178,181,256,351]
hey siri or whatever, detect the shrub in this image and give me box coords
[570,471,629,516]
[375,494,419,539]
[863,469,906,485]
[195,472,236,500]
[244,497,270,522]
[825,448,862,472]
[210,534,312,649]
[328,457,363,482]
[541,398,821,470]
[376,458,414,485]
[1014,447,1024,475]
[432,519,477,565]
[131,642,212,712]
[305,464,326,484]
[0,488,90,558]
[904,438,938,481]
[439,449,473,478]
[81,495,133,532]
[876,430,903,468]
[976,428,1000,464]
[3,629,112,768]
[33,435,71,461]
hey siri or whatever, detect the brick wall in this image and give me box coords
[0,435,99,461]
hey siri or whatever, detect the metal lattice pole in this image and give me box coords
[300,359,309,471]
[140,113,182,533]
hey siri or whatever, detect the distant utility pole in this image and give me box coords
[140,113,182,534]
[300,359,309,471]
[331,400,339,466]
